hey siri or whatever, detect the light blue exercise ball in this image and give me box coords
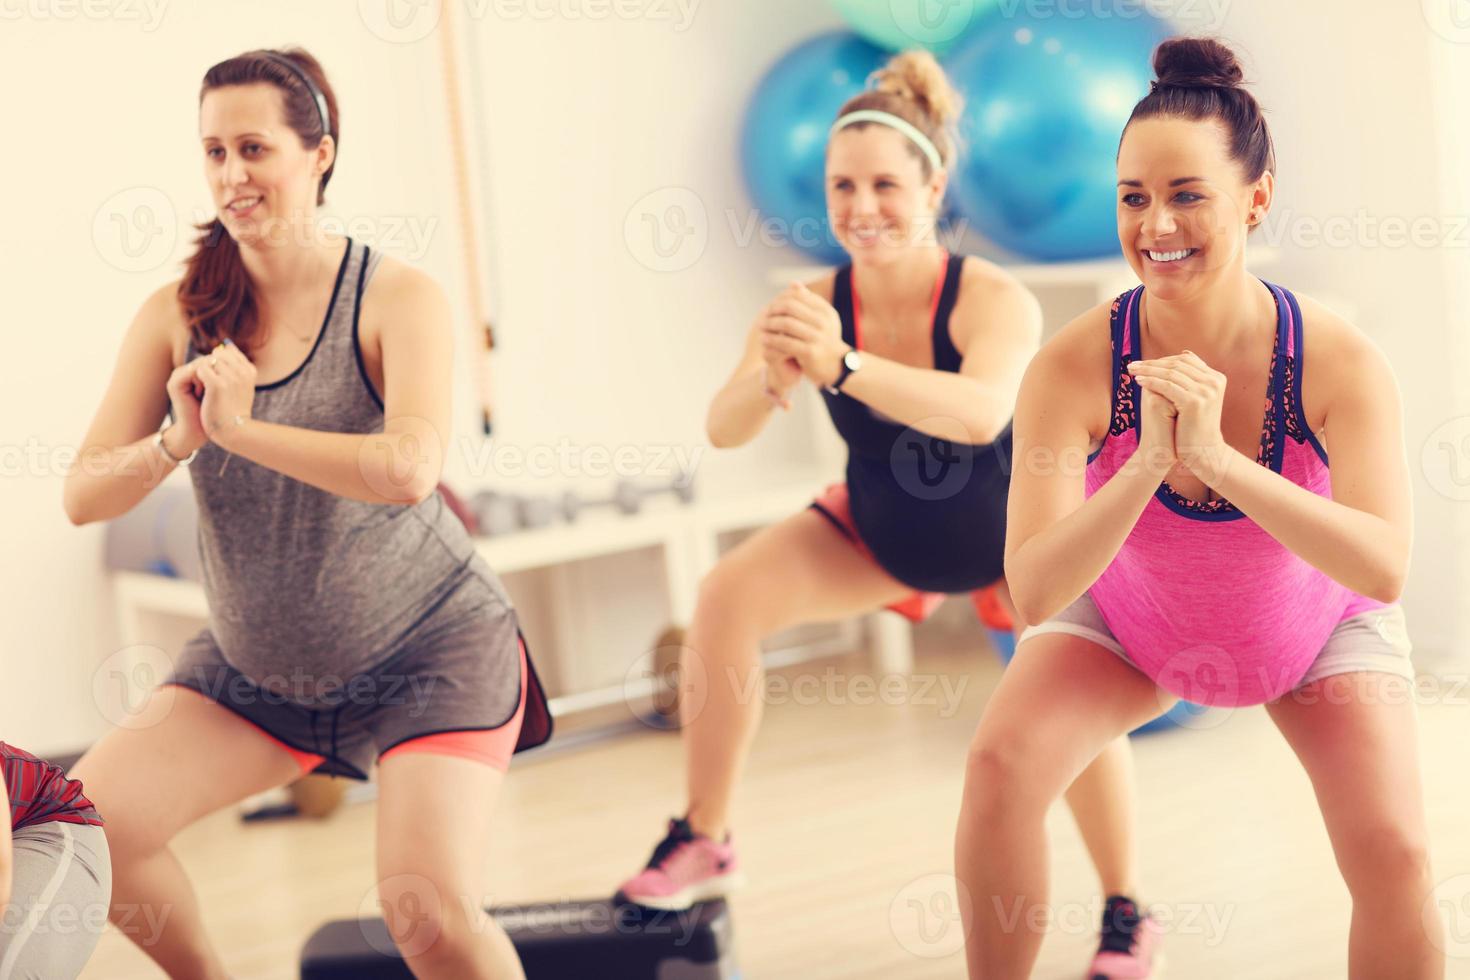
[828,0,997,55]
[945,8,1174,261]
[740,31,888,265]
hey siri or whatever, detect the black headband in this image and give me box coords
[266,53,330,136]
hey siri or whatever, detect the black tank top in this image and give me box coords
[818,253,1013,592]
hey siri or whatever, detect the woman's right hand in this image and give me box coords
[757,301,804,409]
[163,360,209,457]
[1135,379,1179,477]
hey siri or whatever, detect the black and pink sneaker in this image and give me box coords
[616,817,744,912]
[1088,894,1163,979]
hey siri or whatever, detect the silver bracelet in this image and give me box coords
[155,426,198,466]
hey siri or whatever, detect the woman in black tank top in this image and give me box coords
[618,54,1150,975]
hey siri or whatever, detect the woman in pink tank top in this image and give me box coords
[954,38,1442,979]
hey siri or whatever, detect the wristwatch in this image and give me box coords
[155,425,198,466]
[825,349,863,395]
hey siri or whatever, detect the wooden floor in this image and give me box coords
[80,633,1470,979]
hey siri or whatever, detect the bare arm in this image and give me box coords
[839,269,1041,444]
[706,309,796,450]
[1003,312,1175,626]
[1184,336,1412,601]
[63,284,197,526]
[206,262,453,506]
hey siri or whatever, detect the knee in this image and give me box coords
[1337,826,1433,897]
[695,561,783,639]
[962,733,1051,820]
[377,873,484,970]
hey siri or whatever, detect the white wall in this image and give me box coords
[4,0,1467,754]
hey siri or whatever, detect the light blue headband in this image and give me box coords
[830,109,943,173]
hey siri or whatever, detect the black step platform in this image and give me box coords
[300,898,738,979]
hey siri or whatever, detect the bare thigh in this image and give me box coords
[697,507,916,637]
[374,753,506,961]
[968,630,1173,804]
[70,685,308,852]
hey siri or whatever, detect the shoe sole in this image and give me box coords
[1089,950,1165,980]
[619,870,746,911]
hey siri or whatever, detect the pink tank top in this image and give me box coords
[1084,282,1385,706]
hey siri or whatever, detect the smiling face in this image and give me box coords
[826,124,946,265]
[1116,116,1272,301]
[200,83,333,245]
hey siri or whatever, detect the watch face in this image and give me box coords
[844,350,863,371]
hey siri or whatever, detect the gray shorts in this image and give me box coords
[1018,591,1414,692]
[163,573,545,780]
[0,822,111,980]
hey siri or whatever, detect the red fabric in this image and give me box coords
[3,742,104,831]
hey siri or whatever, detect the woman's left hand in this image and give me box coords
[1127,351,1229,477]
[759,282,849,389]
[196,340,257,446]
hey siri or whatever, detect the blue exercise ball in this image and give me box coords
[828,0,997,55]
[985,628,1204,735]
[740,32,888,265]
[945,8,1173,261]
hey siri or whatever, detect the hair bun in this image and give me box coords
[871,49,963,129]
[1152,37,1245,91]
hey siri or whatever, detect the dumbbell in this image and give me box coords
[560,471,697,522]
[470,491,562,535]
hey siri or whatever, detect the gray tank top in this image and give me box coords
[183,237,510,691]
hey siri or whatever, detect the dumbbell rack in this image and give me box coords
[109,462,916,744]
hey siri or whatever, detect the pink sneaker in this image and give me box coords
[616,817,744,911]
[1087,895,1163,979]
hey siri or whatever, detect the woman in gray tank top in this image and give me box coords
[63,47,549,980]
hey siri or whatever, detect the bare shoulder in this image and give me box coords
[359,252,453,350]
[142,279,190,368]
[951,256,1042,350]
[1293,291,1399,421]
[802,270,837,304]
[1020,298,1116,447]
[362,252,447,308]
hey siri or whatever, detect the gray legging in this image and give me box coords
[0,822,111,980]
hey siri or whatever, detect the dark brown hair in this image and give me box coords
[1123,37,1275,184]
[833,50,963,180]
[178,47,339,352]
